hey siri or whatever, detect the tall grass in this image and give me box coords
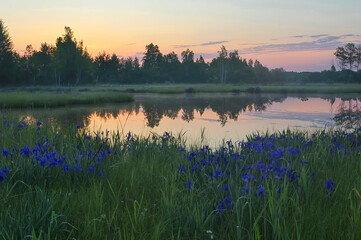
[0,119,361,239]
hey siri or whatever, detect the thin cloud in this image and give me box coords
[341,34,361,38]
[239,43,265,46]
[291,35,307,38]
[238,35,349,54]
[173,40,229,48]
[315,36,340,43]
[341,34,354,37]
[173,44,197,48]
[310,34,328,38]
[290,34,329,39]
[125,43,136,46]
[200,40,229,46]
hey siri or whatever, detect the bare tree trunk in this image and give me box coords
[75,68,82,86]
[220,60,225,84]
[54,70,57,87]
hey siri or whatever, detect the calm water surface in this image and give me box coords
[10,93,361,146]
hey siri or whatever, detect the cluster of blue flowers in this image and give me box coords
[176,131,357,215]
[0,88,16,93]
[325,179,336,194]
[0,121,126,182]
[0,166,9,181]
[0,121,184,184]
[2,118,360,223]
[3,119,33,130]
[328,132,361,155]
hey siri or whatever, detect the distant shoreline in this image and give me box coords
[2,83,361,94]
[0,83,360,108]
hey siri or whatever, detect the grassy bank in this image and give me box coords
[0,119,361,239]
[2,83,361,95]
[0,91,133,108]
[116,83,361,94]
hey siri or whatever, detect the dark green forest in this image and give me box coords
[1,20,361,86]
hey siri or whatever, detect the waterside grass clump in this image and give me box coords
[1,120,361,239]
[0,91,133,109]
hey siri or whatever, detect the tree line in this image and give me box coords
[0,20,360,86]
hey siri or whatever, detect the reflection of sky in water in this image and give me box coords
[88,111,321,147]
[14,93,360,148]
[248,111,333,124]
[85,95,357,147]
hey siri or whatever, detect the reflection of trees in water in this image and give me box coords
[10,94,361,130]
[9,103,138,130]
[12,108,93,130]
[9,94,297,129]
[181,108,195,123]
[200,95,284,126]
[143,105,164,128]
[141,100,182,127]
[139,94,287,127]
[333,98,361,129]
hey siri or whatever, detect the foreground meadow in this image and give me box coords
[0,119,361,239]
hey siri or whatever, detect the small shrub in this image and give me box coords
[245,87,255,93]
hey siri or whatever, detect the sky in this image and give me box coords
[1,0,361,72]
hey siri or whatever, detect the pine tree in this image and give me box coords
[0,19,16,85]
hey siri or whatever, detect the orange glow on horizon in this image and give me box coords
[7,20,336,72]
[2,0,360,72]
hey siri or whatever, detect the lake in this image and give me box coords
[6,93,361,147]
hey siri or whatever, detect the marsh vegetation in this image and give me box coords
[1,119,361,239]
